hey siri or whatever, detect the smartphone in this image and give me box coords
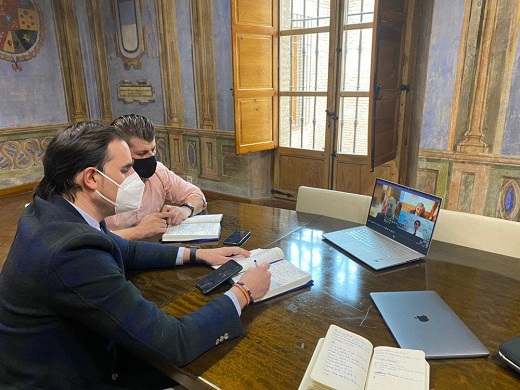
[196,260,243,294]
[223,230,251,246]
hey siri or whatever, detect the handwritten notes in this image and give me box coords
[299,325,429,390]
[225,247,312,302]
[311,325,373,389]
[366,347,427,390]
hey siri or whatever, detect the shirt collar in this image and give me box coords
[63,197,101,231]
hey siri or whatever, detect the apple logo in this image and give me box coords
[415,315,429,322]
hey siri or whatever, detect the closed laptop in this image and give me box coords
[370,290,489,359]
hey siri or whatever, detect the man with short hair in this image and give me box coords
[106,114,206,240]
[375,196,398,226]
[408,219,424,238]
[0,122,271,389]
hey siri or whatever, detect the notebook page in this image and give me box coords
[181,214,223,224]
[310,325,373,390]
[365,347,428,390]
[165,223,219,236]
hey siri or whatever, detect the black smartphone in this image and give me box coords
[196,260,243,294]
[223,230,251,246]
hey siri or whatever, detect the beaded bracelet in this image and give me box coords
[234,283,250,307]
[235,281,254,304]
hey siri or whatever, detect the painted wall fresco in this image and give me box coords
[419,0,464,150]
[74,0,101,121]
[418,0,520,221]
[502,31,520,156]
[0,0,257,195]
[212,1,234,131]
[5,0,519,213]
[101,0,165,125]
[0,0,68,128]
[176,0,197,129]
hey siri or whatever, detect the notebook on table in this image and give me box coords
[322,178,442,270]
[370,290,489,359]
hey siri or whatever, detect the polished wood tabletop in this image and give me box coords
[130,200,520,389]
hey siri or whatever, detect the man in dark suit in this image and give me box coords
[375,195,398,227]
[0,122,271,389]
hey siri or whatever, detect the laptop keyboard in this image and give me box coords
[346,228,411,257]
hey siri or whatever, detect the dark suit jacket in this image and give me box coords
[0,196,244,389]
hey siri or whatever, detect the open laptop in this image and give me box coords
[322,178,442,270]
[370,290,489,359]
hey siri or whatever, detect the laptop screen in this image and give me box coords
[366,178,442,255]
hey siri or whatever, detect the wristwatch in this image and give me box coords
[182,203,195,217]
[190,246,200,264]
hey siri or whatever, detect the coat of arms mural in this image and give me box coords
[0,0,45,71]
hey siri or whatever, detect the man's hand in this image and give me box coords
[195,247,251,266]
[112,212,171,240]
[161,205,191,225]
[134,212,171,237]
[192,247,271,307]
[237,263,271,302]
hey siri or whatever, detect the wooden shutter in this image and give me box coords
[369,0,407,169]
[231,0,279,154]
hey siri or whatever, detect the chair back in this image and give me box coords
[432,209,520,258]
[296,186,372,224]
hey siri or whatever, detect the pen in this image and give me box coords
[254,259,258,267]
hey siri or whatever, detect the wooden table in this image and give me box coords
[130,200,520,389]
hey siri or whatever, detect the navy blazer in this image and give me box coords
[0,196,244,389]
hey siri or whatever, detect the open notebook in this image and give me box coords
[323,178,442,270]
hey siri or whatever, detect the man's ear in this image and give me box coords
[81,167,99,191]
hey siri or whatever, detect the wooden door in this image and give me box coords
[273,0,408,198]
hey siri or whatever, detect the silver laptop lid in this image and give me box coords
[367,178,443,256]
[370,290,489,359]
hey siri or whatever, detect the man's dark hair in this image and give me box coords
[111,114,155,143]
[35,122,125,201]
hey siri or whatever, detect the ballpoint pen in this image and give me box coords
[254,259,258,267]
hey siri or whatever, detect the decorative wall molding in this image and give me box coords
[200,136,219,180]
[191,0,218,130]
[86,0,113,122]
[0,124,60,190]
[112,0,145,69]
[498,179,520,221]
[419,149,520,219]
[456,0,496,154]
[52,0,89,122]
[156,0,183,127]
[168,133,184,174]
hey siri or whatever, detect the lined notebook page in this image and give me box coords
[365,347,429,390]
[310,325,373,390]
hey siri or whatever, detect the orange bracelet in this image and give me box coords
[236,281,254,304]
[234,283,251,306]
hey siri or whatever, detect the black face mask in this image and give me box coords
[133,155,157,178]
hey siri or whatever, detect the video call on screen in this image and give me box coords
[367,180,442,253]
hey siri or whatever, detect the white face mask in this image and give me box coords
[95,170,145,214]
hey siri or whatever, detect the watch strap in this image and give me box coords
[190,246,200,264]
[182,203,195,217]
